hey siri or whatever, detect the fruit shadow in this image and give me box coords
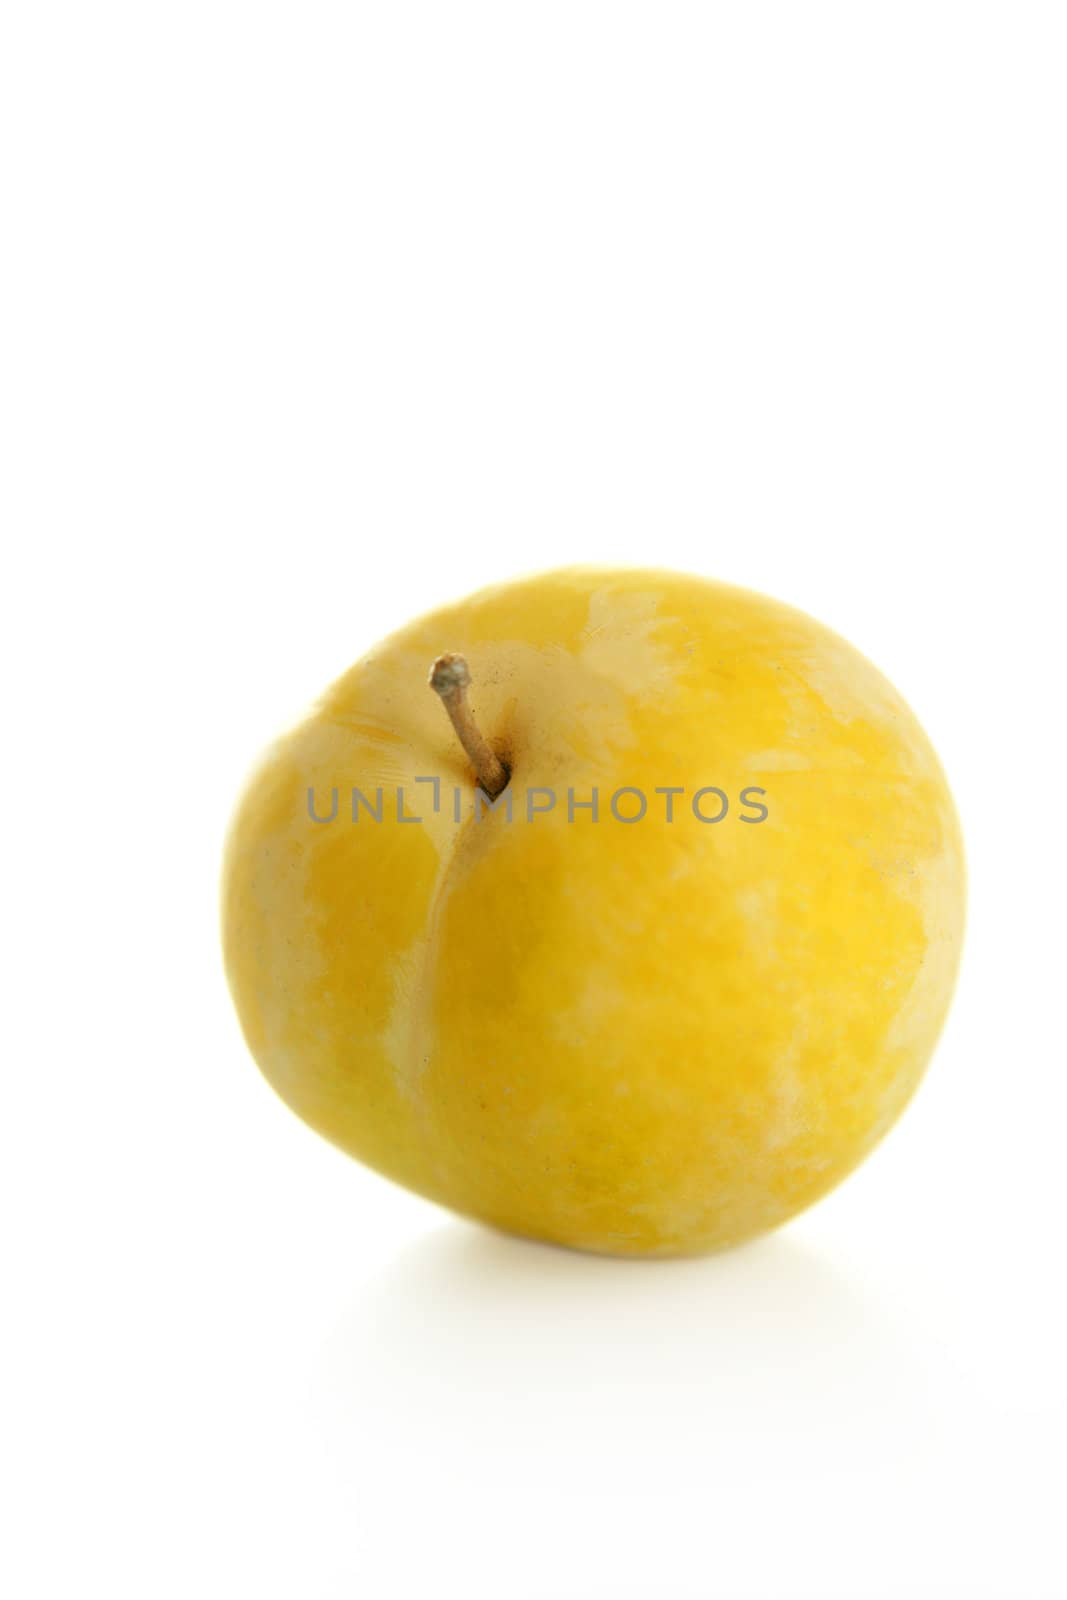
[312,1221,936,1505]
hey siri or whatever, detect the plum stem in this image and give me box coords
[428,653,509,799]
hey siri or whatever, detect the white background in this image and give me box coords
[3,5,1066,1597]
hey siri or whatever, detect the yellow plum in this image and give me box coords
[222,567,964,1256]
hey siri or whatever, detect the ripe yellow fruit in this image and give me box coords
[222,567,965,1256]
